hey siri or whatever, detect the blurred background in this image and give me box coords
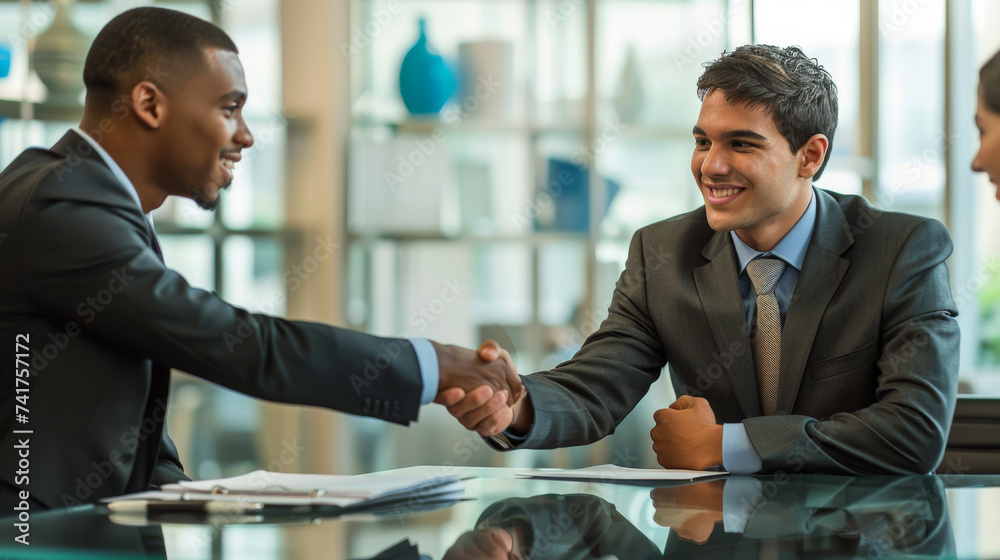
[1,0,999,479]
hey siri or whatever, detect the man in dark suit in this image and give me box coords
[446,45,959,475]
[652,475,954,558]
[0,7,520,510]
[441,478,953,559]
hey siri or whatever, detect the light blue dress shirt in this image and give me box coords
[71,128,441,406]
[722,476,763,532]
[722,189,817,473]
[409,339,439,405]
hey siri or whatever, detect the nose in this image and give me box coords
[972,146,984,173]
[700,143,730,178]
[235,116,254,149]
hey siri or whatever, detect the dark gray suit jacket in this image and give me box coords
[662,475,954,558]
[0,130,424,509]
[506,188,959,474]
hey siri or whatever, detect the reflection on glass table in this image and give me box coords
[651,475,954,557]
[3,467,1000,559]
[443,493,661,560]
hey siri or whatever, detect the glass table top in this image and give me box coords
[3,467,999,559]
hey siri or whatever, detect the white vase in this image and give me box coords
[31,0,90,106]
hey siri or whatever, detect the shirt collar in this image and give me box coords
[730,188,817,274]
[71,127,150,221]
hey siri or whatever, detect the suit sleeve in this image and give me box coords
[743,219,960,474]
[506,229,668,448]
[20,175,424,425]
[477,495,662,560]
[150,428,190,487]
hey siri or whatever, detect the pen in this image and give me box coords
[109,512,267,527]
[107,500,265,514]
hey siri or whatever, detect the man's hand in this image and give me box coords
[443,526,524,560]
[444,518,531,560]
[433,339,523,408]
[650,479,726,544]
[650,395,723,470]
[435,341,532,436]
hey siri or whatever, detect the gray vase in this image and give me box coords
[31,0,90,106]
[614,45,645,125]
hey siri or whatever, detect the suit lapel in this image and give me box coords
[777,189,854,413]
[694,230,761,418]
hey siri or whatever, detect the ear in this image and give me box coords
[797,134,829,179]
[130,81,166,129]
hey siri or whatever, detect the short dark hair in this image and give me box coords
[83,7,237,106]
[980,48,1000,114]
[697,45,839,181]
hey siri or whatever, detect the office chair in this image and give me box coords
[938,395,1000,475]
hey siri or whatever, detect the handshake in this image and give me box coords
[430,340,531,437]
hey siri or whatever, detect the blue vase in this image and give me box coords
[536,159,620,233]
[0,42,11,79]
[399,18,456,115]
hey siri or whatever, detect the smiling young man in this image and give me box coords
[0,7,521,510]
[446,44,960,476]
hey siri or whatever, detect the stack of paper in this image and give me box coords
[103,470,465,517]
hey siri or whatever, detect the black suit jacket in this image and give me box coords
[0,130,424,509]
[474,494,662,560]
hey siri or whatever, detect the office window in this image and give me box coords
[877,0,946,221]
[754,0,865,197]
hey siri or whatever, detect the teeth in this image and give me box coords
[711,187,741,198]
[221,159,235,170]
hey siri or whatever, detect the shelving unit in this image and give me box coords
[345,0,725,376]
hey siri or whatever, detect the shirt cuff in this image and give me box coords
[409,338,439,405]
[722,423,763,474]
[722,476,763,533]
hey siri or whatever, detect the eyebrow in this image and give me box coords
[692,126,768,141]
[218,89,247,103]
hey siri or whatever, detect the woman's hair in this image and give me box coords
[981,48,1000,113]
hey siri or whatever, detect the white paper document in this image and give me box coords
[516,464,727,483]
[103,470,465,508]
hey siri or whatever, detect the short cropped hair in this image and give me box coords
[981,48,1000,114]
[83,7,237,105]
[697,45,839,181]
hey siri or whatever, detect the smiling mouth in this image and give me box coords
[709,186,743,197]
[704,184,746,202]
